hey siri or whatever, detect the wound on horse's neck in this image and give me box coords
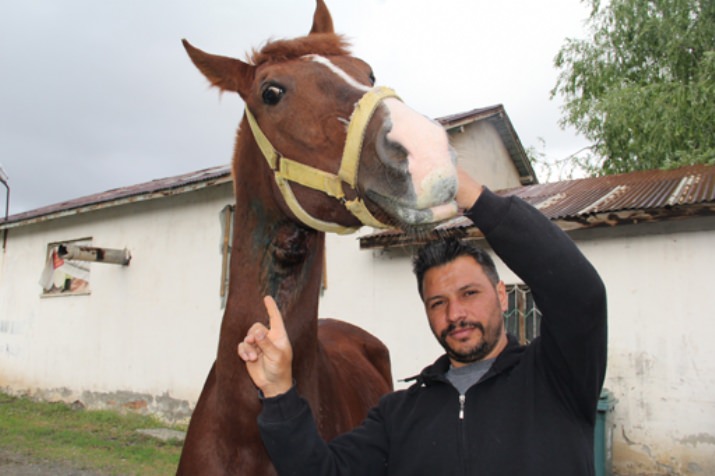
[270,222,314,267]
[258,220,323,300]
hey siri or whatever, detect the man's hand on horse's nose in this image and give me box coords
[237,296,294,397]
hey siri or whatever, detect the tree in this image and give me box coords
[552,0,715,175]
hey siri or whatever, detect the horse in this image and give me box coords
[176,1,458,473]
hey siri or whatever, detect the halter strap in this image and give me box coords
[245,86,400,234]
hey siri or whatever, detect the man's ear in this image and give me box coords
[496,281,508,313]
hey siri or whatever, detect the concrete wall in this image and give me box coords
[0,184,233,423]
[449,120,526,191]
[320,217,715,475]
[581,220,715,476]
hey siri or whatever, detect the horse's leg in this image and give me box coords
[177,363,225,475]
[178,362,280,475]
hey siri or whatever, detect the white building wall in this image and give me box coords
[321,219,715,475]
[2,177,712,472]
[0,185,232,422]
[450,121,525,191]
[583,224,715,476]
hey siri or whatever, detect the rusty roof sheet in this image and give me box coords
[1,164,231,229]
[360,164,715,249]
[507,164,715,218]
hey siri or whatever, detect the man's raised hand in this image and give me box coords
[237,296,294,397]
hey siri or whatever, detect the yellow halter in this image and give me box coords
[245,86,400,234]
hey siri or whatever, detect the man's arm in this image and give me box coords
[463,173,607,421]
[238,297,389,476]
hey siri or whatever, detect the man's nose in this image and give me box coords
[446,301,467,323]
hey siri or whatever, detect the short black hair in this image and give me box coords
[413,237,500,299]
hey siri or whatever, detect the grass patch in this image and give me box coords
[0,392,184,475]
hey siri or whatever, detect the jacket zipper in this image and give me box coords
[458,394,469,476]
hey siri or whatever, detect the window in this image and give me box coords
[40,238,92,296]
[504,284,541,344]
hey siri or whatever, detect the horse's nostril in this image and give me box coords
[376,126,409,172]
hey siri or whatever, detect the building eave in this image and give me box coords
[0,165,232,230]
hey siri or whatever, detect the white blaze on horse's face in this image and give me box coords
[380,97,458,222]
[306,55,459,227]
[307,54,371,92]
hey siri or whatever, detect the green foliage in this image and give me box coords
[0,392,183,475]
[552,0,715,174]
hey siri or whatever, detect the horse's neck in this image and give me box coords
[216,143,325,400]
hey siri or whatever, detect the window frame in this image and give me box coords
[504,284,542,344]
[40,237,93,297]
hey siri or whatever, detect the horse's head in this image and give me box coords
[183,0,458,233]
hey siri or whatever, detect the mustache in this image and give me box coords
[441,321,484,340]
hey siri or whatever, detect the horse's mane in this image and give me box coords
[250,33,352,65]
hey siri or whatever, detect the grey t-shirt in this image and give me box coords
[445,358,496,395]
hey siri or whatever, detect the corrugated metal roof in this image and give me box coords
[507,164,715,219]
[0,164,232,229]
[360,164,715,249]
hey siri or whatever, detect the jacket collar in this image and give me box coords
[408,334,526,386]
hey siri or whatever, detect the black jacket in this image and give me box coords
[258,188,608,475]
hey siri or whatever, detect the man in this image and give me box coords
[238,171,607,475]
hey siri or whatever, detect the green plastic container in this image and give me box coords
[594,389,615,476]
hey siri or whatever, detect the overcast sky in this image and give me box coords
[0,0,591,215]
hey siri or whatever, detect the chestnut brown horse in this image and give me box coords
[177,1,458,474]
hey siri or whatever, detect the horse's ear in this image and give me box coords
[182,39,254,98]
[310,0,334,34]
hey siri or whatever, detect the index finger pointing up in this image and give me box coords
[263,295,286,334]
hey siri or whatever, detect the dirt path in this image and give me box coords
[0,449,105,476]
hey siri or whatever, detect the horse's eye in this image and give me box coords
[369,72,376,86]
[262,85,285,105]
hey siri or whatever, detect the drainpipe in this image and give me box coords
[0,166,9,251]
[57,244,131,266]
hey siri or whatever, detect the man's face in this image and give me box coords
[422,255,508,367]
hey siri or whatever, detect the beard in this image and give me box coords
[437,319,503,365]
